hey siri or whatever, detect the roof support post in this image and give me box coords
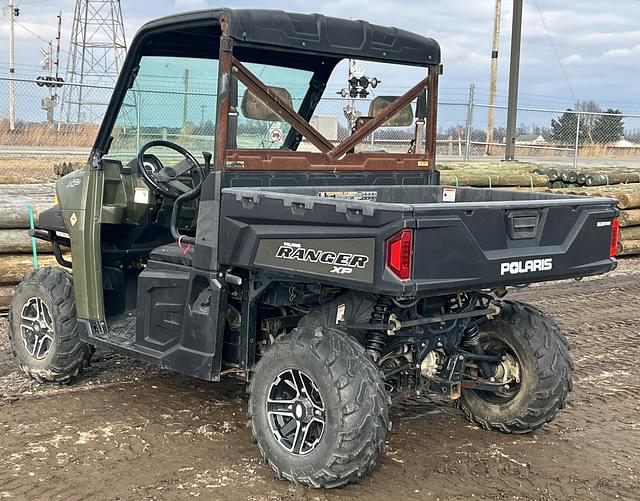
[214,18,233,171]
[426,65,440,169]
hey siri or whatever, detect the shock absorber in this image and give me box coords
[366,297,393,361]
[462,325,493,378]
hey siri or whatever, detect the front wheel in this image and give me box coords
[8,267,93,383]
[248,326,389,488]
[460,300,573,433]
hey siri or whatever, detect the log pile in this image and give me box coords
[439,162,548,188]
[535,166,640,189]
[0,184,57,313]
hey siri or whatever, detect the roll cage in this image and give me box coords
[92,8,442,172]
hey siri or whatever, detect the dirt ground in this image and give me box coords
[1,260,639,501]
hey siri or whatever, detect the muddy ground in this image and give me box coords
[1,259,639,501]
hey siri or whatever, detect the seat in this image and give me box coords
[149,242,194,266]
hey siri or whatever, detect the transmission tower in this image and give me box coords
[61,0,127,123]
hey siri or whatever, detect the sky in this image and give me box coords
[1,0,640,114]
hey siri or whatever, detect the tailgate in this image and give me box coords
[410,196,618,294]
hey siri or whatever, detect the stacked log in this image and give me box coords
[0,184,57,313]
[535,165,640,189]
[0,255,61,286]
[617,239,640,256]
[0,287,13,311]
[617,207,640,255]
[439,162,548,188]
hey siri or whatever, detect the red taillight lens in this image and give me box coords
[386,229,413,280]
[610,218,620,257]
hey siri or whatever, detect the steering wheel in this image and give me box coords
[137,140,205,199]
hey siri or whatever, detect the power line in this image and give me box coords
[16,0,52,5]
[532,0,576,101]
[13,19,72,57]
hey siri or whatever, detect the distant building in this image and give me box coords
[515,134,548,146]
[612,138,638,148]
[310,116,338,142]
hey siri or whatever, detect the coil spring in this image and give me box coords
[366,297,393,360]
[462,324,493,378]
[462,325,480,347]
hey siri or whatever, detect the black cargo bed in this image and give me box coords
[219,185,618,296]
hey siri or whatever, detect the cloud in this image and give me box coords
[174,0,209,7]
[562,54,583,65]
[3,0,640,109]
[603,44,640,58]
[578,30,640,44]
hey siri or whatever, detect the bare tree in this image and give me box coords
[576,100,602,144]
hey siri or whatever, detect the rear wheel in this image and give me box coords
[248,326,389,488]
[8,267,93,383]
[460,300,573,433]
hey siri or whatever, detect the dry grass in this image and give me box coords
[576,144,640,158]
[477,143,640,159]
[0,156,86,184]
[0,119,98,148]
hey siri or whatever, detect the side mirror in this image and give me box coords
[368,96,414,127]
[240,86,293,121]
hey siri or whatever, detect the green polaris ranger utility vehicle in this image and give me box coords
[10,8,618,488]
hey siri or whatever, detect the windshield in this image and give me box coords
[106,56,218,162]
[104,55,313,162]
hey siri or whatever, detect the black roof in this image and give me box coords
[136,8,440,68]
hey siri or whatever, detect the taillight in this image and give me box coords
[610,218,620,257]
[386,229,413,280]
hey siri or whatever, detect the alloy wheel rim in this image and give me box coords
[266,368,326,455]
[20,297,54,360]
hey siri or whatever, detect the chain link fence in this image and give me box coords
[438,88,640,164]
[2,75,639,164]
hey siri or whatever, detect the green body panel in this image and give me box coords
[56,168,105,321]
[102,161,156,224]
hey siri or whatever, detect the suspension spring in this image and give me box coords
[366,297,393,360]
[463,325,480,346]
[462,325,493,378]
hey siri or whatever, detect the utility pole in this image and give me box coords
[42,41,55,123]
[8,0,17,131]
[38,13,62,123]
[53,12,62,122]
[55,12,62,82]
[505,0,523,161]
[182,69,190,128]
[486,0,502,155]
[465,83,475,161]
